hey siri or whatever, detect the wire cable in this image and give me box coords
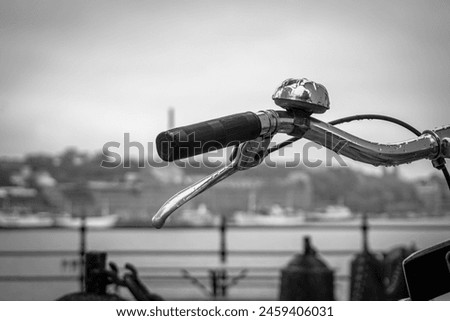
[441,166,450,190]
[328,114,422,136]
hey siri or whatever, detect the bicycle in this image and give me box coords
[58,77,449,301]
[152,77,450,301]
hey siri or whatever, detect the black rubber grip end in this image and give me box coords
[156,112,261,161]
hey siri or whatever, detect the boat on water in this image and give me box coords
[233,204,306,226]
[0,211,120,229]
[54,196,120,228]
[0,211,54,228]
[172,203,220,226]
[307,205,354,221]
[232,192,307,226]
[233,211,306,226]
[0,186,54,228]
[54,213,119,228]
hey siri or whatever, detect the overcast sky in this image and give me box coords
[1,1,449,178]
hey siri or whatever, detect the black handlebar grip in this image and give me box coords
[156,112,261,161]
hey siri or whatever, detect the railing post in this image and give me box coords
[219,215,227,264]
[210,269,218,299]
[79,215,87,291]
[219,268,228,298]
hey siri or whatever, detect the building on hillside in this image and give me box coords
[415,178,443,216]
[50,160,314,225]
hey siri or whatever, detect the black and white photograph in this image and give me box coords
[0,0,449,313]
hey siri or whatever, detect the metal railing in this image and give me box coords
[0,218,449,300]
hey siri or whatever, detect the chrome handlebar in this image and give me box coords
[152,77,450,228]
[152,109,450,228]
[305,117,449,166]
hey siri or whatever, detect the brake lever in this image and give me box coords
[152,136,273,228]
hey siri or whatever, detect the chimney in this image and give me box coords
[168,107,175,129]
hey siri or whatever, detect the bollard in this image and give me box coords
[279,236,334,300]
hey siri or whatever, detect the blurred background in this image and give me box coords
[0,0,449,301]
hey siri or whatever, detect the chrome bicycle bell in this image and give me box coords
[272,78,330,114]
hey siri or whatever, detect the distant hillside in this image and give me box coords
[1,148,445,216]
[308,167,421,213]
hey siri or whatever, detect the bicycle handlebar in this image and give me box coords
[156,109,450,166]
[152,110,449,228]
[152,77,450,228]
[305,117,449,166]
[156,112,262,161]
